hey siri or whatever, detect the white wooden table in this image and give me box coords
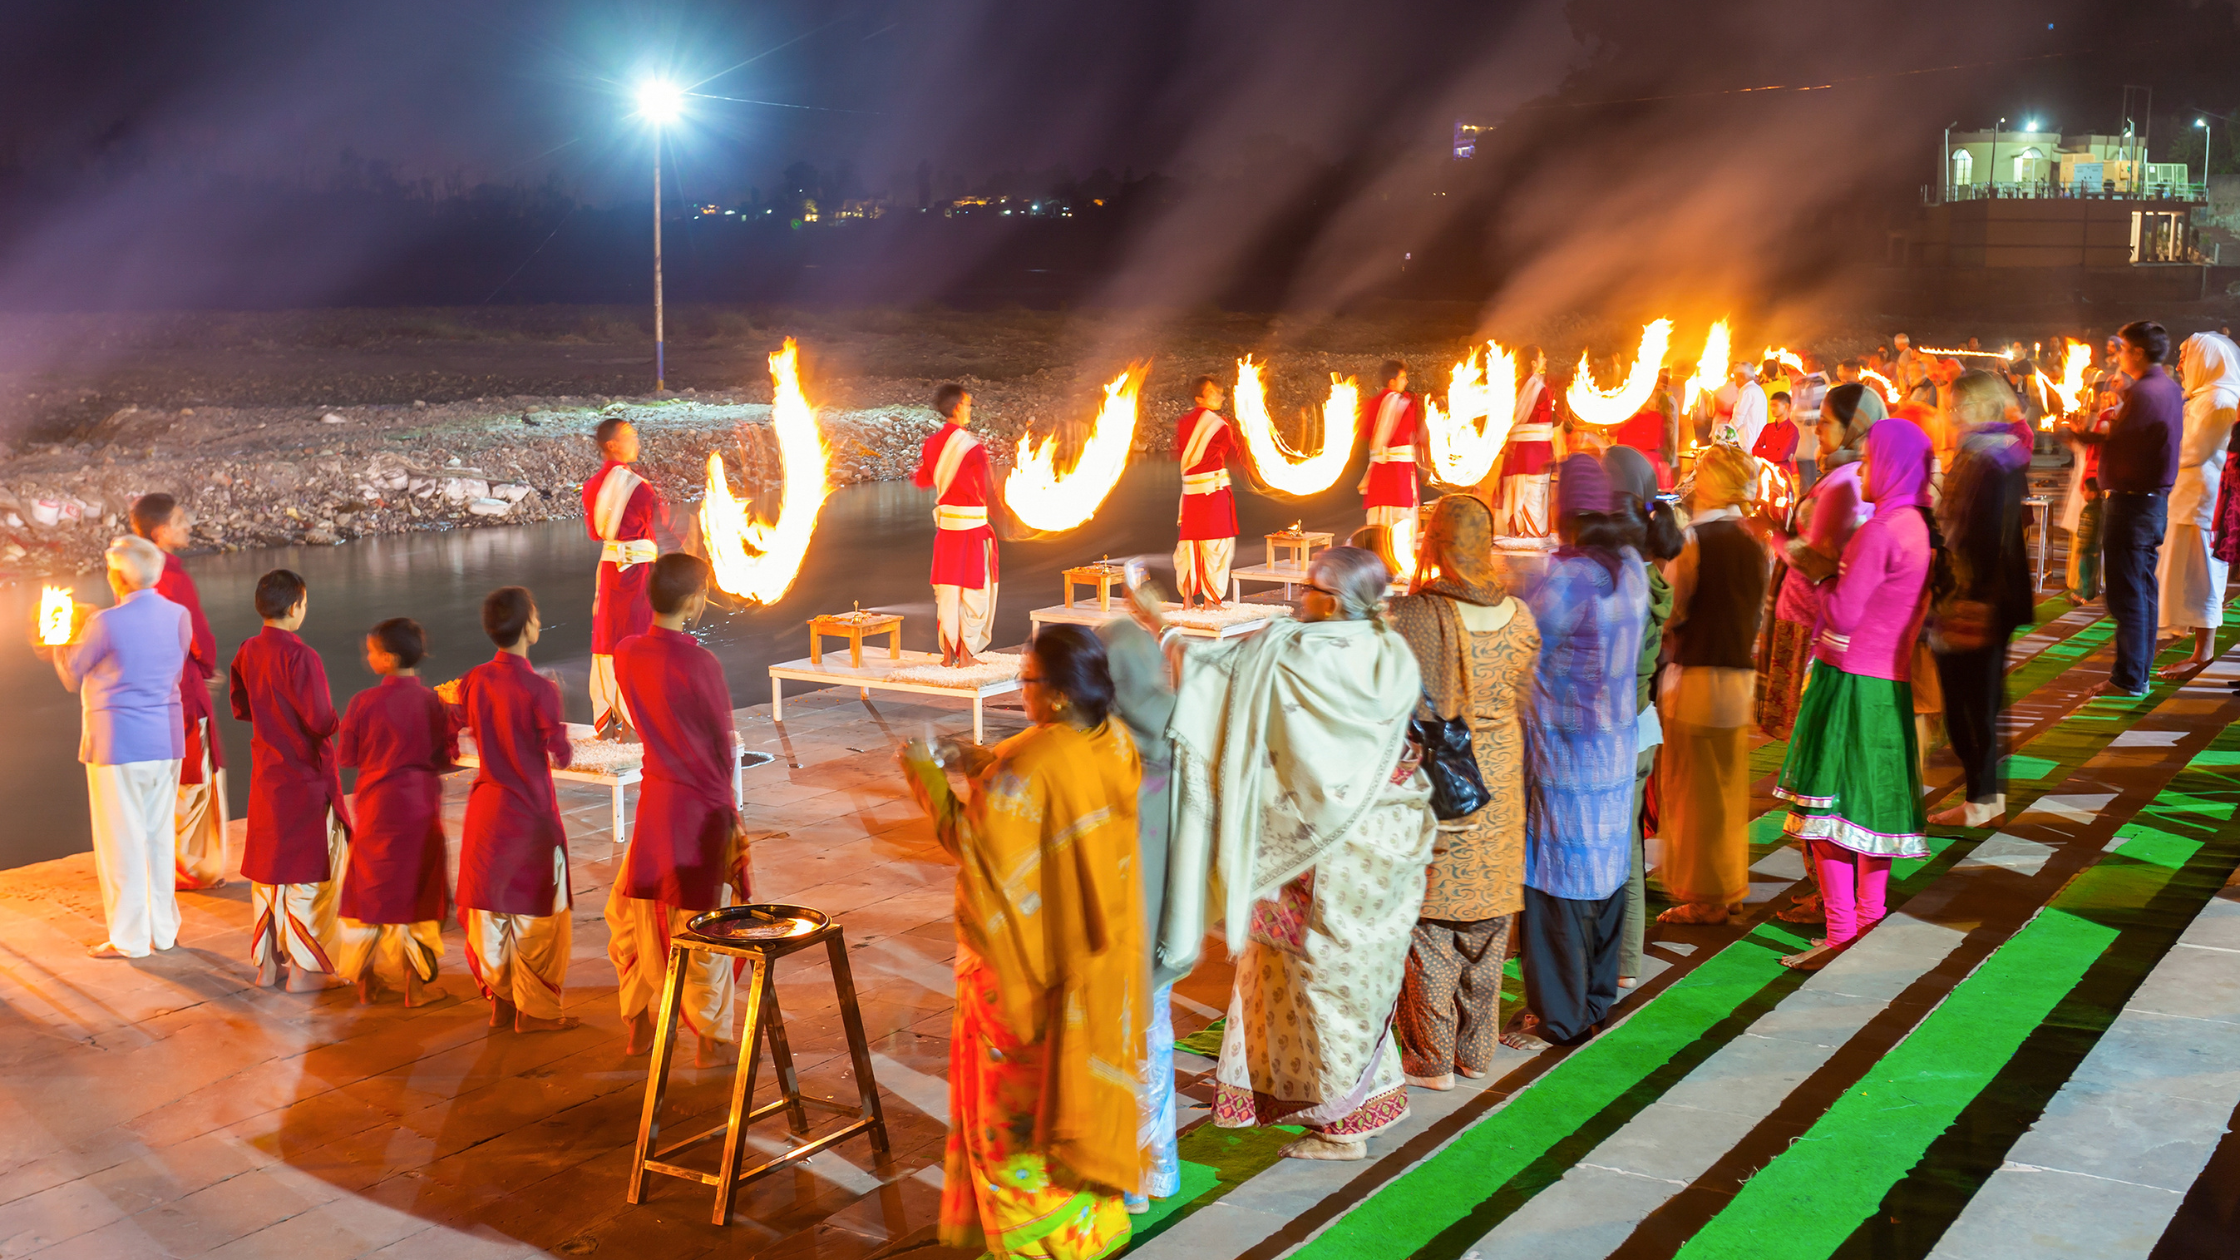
[456,722,760,844]
[1028,602,1282,642]
[1230,561,1313,600]
[767,650,1022,743]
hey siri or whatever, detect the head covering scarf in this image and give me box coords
[1694,443,1755,509]
[1604,444,1657,507]
[1411,493,1504,606]
[1823,382,1879,454]
[2181,332,2240,401]
[1863,418,1934,514]
[1555,453,1611,517]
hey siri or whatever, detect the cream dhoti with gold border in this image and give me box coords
[605,881,742,1043]
[590,538,656,730]
[173,717,227,889]
[1174,537,1235,603]
[934,504,998,657]
[249,811,346,973]
[462,848,572,1020]
[332,918,443,985]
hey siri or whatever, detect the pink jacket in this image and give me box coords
[1814,421,1934,681]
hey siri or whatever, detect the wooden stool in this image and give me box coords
[626,904,892,1224]
[1265,529,1332,571]
[808,611,903,667]
[1062,561,1129,610]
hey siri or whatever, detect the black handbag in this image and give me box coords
[1411,701,1490,821]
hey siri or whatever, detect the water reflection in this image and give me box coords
[0,462,1371,868]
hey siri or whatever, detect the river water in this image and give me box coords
[0,463,1371,868]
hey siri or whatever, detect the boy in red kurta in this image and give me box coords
[1174,375,1239,607]
[229,569,349,992]
[1359,359,1425,569]
[334,617,457,1007]
[131,493,228,891]
[1495,347,1557,537]
[604,554,747,1066]
[455,586,578,1032]
[1752,391,1801,466]
[912,383,1000,666]
[583,418,670,734]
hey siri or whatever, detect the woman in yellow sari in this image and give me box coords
[904,624,1149,1259]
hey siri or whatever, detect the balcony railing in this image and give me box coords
[1923,180,2206,205]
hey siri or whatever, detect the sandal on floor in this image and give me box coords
[1657,902,1729,925]
[1280,1132,1367,1161]
[1499,1016,1551,1052]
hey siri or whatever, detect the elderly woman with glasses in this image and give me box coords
[904,624,1150,1258]
[1164,546,1437,1161]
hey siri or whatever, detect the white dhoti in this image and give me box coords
[1365,506,1419,580]
[2158,522,2229,635]
[174,718,226,889]
[1498,475,1551,537]
[463,849,572,1019]
[589,655,635,732]
[605,881,740,1043]
[331,918,444,984]
[86,759,184,957]
[1174,538,1236,603]
[935,578,997,657]
[249,813,346,973]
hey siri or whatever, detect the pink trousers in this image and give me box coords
[1810,838,1891,947]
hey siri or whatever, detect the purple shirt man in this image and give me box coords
[55,587,190,766]
[2097,363,2183,493]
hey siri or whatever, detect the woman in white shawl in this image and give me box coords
[1166,546,1436,1163]
[2157,332,2240,677]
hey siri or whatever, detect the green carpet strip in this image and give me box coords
[1273,632,2223,1260]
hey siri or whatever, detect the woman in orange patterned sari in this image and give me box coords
[904,625,1148,1259]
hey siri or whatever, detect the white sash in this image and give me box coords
[931,427,981,500]
[1368,391,1411,458]
[592,465,652,569]
[1509,423,1554,442]
[1514,374,1546,423]
[935,504,988,530]
[1179,410,1227,471]
[1183,470,1232,494]
[1369,444,1416,464]
[601,539,659,567]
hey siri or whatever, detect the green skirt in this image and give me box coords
[1774,660,1929,859]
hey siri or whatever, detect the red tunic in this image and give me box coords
[911,423,999,588]
[1360,390,1425,510]
[614,627,741,911]
[454,652,574,916]
[1503,378,1556,477]
[1610,408,1676,489]
[1175,408,1240,540]
[583,460,666,654]
[229,627,348,885]
[156,553,222,782]
[1752,419,1800,464]
[337,675,457,924]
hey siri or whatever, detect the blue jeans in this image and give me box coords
[2101,490,2166,693]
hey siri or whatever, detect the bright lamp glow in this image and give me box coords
[635,79,684,125]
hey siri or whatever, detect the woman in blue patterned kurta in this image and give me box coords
[1513,454,1648,1048]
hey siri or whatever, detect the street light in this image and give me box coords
[634,79,685,391]
[2199,118,2213,188]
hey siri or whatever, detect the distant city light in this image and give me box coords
[635,79,684,125]
[2023,118,2038,131]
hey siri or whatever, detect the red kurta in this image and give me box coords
[1610,408,1676,489]
[337,675,457,924]
[1175,408,1240,540]
[1503,378,1557,477]
[1360,389,1425,510]
[614,627,741,911]
[1752,419,1799,464]
[229,627,348,885]
[156,553,222,783]
[583,460,667,654]
[454,652,574,916]
[912,423,998,587]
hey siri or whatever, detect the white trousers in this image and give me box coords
[463,848,572,1019]
[249,813,345,972]
[1499,474,1551,537]
[935,580,997,656]
[174,718,226,889]
[1174,538,1236,603]
[86,760,183,957]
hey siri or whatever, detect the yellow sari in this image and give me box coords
[933,720,1149,1258]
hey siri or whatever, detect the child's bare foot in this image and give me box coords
[285,968,340,993]
[514,1011,582,1034]
[624,1010,656,1057]
[489,997,517,1028]
[403,972,444,1008]
[694,1034,735,1068]
[255,955,282,987]
[355,972,384,1005]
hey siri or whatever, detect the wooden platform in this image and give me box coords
[767,650,1021,743]
[1026,602,1281,642]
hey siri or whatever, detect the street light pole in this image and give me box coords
[2199,118,2213,194]
[653,133,664,393]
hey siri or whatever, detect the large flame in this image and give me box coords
[1683,320,1732,416]
[1005,368,1143,532]
[700,338,833,604]
[1760,346,1805,374]
[37,586,73,646]
[1754,457,1796,518]
[1234,356,1360,495]
[1860,368,1896,403]
[2056,342,2092,417]
[1422,342,1520,486]
[1568,320,1672,427]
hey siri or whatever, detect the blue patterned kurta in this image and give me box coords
[1520,550,1647,900]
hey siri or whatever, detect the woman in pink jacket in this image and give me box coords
[1772,419,1936,971]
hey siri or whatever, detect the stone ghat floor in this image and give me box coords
[4,598,2240,1259]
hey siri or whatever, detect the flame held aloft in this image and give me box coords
[1860,369,1896,403]
[1683,321,1732,416]
[700,338,833,604]
[1234,357,1360,495]
[1568,320,1673,427]
[1004,368,1143,532]
[37,586,73,646]
[1422,342,1520,486]
[1753,457,1796,518]
[1760,346,1805,374]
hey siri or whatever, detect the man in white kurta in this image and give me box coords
[1724,363,1769,453]
[2156,332,2240,675]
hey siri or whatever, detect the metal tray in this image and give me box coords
[687,903,830,944]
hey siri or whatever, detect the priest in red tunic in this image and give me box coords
[582,418,670,734]
[229,569,349,993]
[605,554,747,1067]
[911,383,999,666]
[1495,346,1557,537]
[334,617,456,1007]
[131,493,228,891]
[1360,359,1425,569]
[455,586,579,1033]
[1174,375,1239,607]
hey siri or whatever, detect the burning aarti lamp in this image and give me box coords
[35,585,81,648]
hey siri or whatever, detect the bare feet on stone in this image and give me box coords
[87,941,133,960]
[1406,1072,1455,1091]
[1279,1132,1366,1161]
[403,973,444,1008]
[489,997,517,1028]
[2159,654,2213,680]
[1657,901,1729,925]
[355,972,384,1005]
[285,968,341,993]
[514,1011,582,1034]
[624,1011,655,1057]
[255,955,282,987]
[695,1034,735,1068]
